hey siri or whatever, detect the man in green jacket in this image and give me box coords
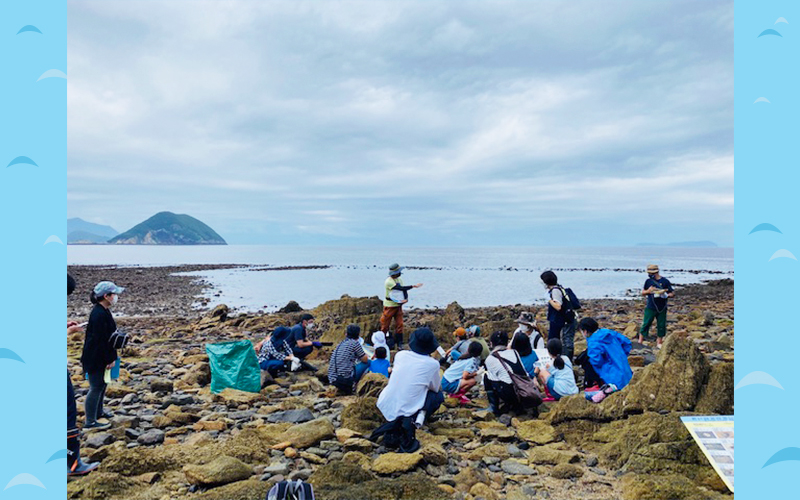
[381,263,422,350]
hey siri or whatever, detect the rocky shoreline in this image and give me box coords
[67,271,733,500]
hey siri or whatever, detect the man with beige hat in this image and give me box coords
[638,264,675,348]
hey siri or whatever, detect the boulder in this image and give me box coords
[183,456,252,486]
[356,372,389,399]
[621,473,712,500]
[527,446,581,465]
[551,463,585,479]
[266,408,315,424]
[311,472,448,500]
[137,429,165,446]
[371,452,424,474]
[150,378,174,393]
[515,419,558,444]
[466,444,511,461]
[66,472,146,500]
[453,467,490,493]
[695,362,733,415]
[309,461,376,489]
[500,459,537,475]
[278,417,334,448]
[341,397,384,434]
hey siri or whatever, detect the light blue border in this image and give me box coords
[736,2,798,499]
[0,0,66,498]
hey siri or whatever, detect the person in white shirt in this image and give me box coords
[484,331,529,416]
[377,327,444,426]
[513,312,545,351]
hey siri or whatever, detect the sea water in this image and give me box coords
[68,245,733,312]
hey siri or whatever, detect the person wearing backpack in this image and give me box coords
[638,264,675,349]
[484,331,541,416]
[81,281,125,430]
[67,274,100,476]
[576,317,633,391]
[534,338,579,400]
[540,270,578,361]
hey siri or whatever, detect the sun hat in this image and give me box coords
[408,327,439,356]
[388,263,404,276]
[647,264,660,274]
[270,326,293,347]
[453,327,467,338]
[371,331,389,351]
[93,281,124,297]
[515,312,535,326]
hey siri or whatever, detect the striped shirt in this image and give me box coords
[258,339,292,364]
[328,338,366,383]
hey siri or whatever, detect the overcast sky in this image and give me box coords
[68,1,733,246]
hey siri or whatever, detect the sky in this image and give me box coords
[67,1,733,246]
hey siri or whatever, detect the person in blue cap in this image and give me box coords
[381,263,423,350]
[67,274,99,476]
[81,281,125,429]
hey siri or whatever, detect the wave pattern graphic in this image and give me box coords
[735,371,784,390]
[4,473,45,490]
[764,448,800,468]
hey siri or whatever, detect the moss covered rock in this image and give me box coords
[341,397,384,434]
[314,472,448,500]
[551,463,585,479]
[620,473,713,500]
[527,446,581,465]
[278,417,335,448]
[309,461,377,489]
[371,452,424,474]
[194,479,272,500]
[183,456,252,486]
[356,372,389,399]
[67,472,147,499]
[515,419,558,444]
[695,362,733,415]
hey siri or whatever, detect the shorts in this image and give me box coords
[546,376,564,401]
[441,377,461,395]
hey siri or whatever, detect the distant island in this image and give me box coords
[69,212,226,245]
[67,218,119,244]
[636,241,718,248]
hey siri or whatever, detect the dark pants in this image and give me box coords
[381,306,404,347]
[549,316,577,361]
[292,346,314,359]
[331,362,371,394]
[85,369,107,425]
[576,350,604,388]
[68,373,80,467]
[259,359,288,378]
[484,375,520,415]
[420,389,445,422]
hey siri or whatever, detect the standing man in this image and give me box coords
[638,264,675,349]
[289,313,320,360]
[381,263,422,350]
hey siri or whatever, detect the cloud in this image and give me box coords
[67,1,733,246]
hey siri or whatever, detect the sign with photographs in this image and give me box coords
[681,415,734,492]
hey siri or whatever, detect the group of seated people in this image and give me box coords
[255,310,634,428]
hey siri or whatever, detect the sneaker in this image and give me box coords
[457,394,472,405]
[68,459,99,477]
[84,421,111,431]
[656,343,662,350]
[585,385,601,393]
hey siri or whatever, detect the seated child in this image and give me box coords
[445,327,470,362]
[511,332,539,378]
[535,338,579,401]
[441,341,483,403]
[369,346,391,378]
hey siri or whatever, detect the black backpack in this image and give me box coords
[266,480,315,500]
[553,286,581,319]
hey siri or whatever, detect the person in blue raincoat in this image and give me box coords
[575,317,632,390]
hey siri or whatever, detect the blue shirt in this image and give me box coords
[289,323,306,349]
[519,352,539,378]
[587,328,633,389]
[443,357,480,383]
[550,356,579,397]
[643,277,674,311]
[369,358,390,378]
